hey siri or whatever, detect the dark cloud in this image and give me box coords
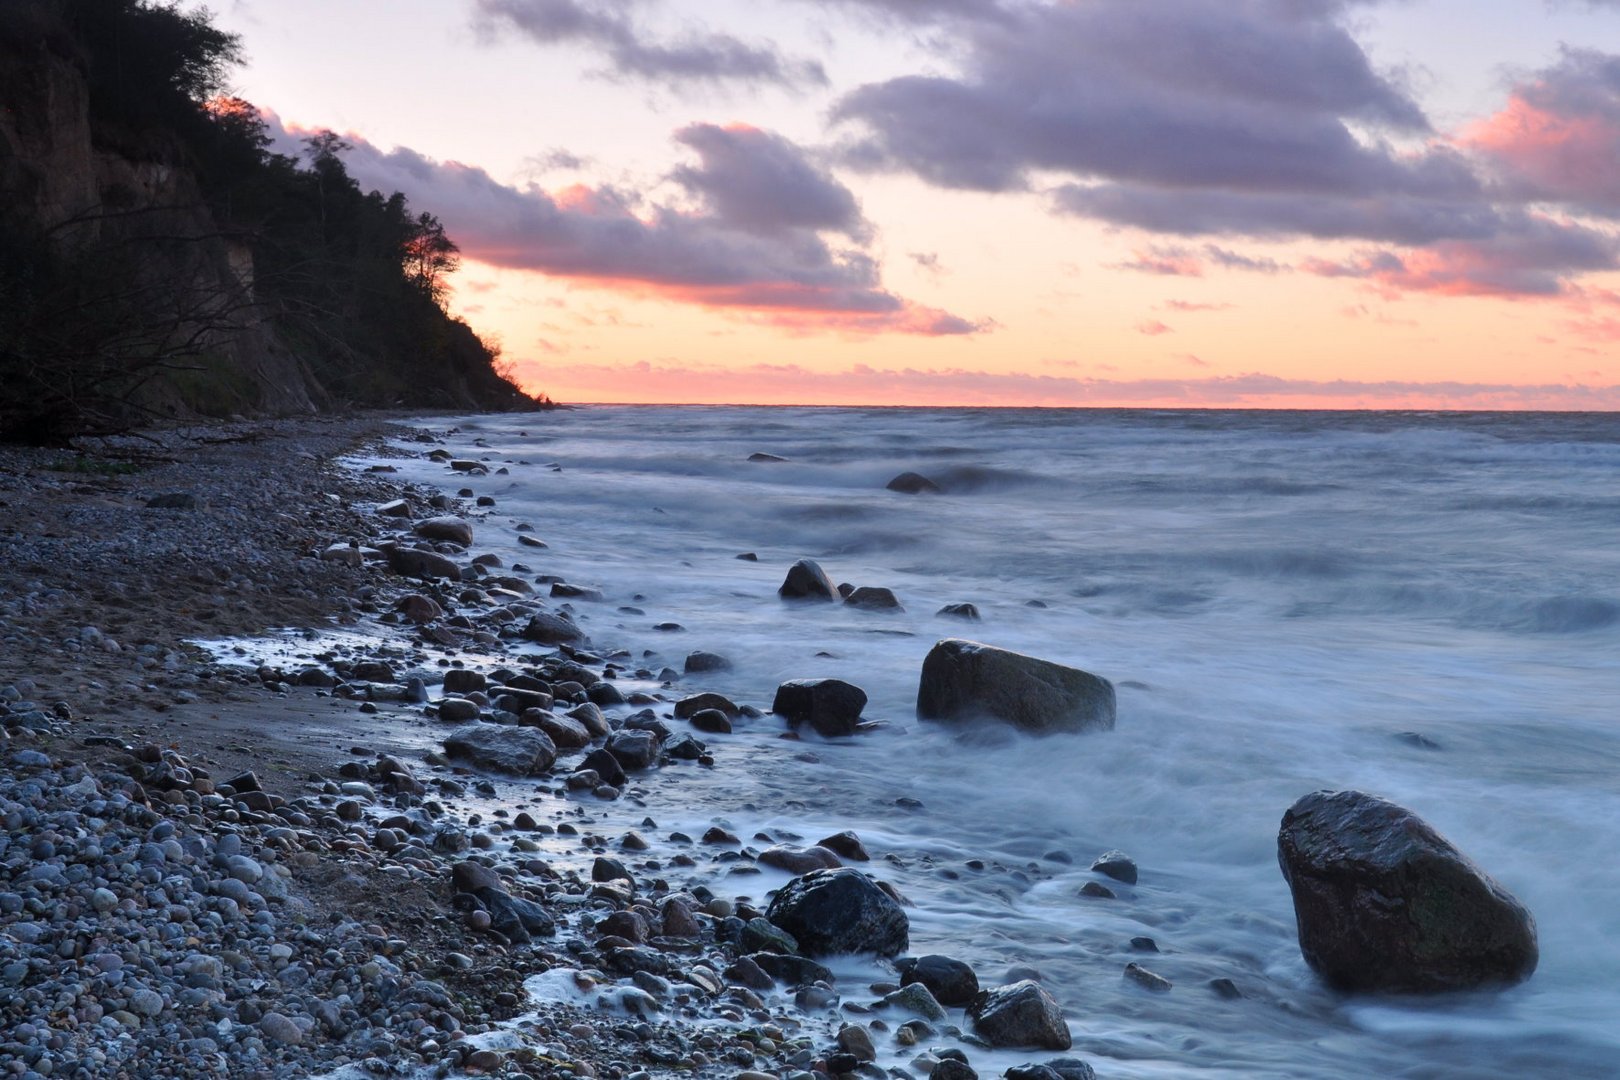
[836,0,1434,194]
[671,123,869,240]
[782,0,1013,25]
[473,0,825,89]
[264,112,976,336]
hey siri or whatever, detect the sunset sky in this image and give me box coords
[203,0,1620,408]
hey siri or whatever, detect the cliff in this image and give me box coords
[0,1,541,443]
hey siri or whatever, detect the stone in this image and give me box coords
[443,668,487,694]
[1123,963,1172,992]
[145,492,198,509]
[258,1011,302,1046]
[817,830,870,861]
[1277,789,1538,993]
[414,516,473,545]
[376,498,412,517]
[966,981,1070,1050]
[779,559,837,601]
[438,697,481,723]
[451,860,503,894]
[883,981,947,1021]
[384,544,463,581]
[443,725,558,776]
[931,1060,977,1080]
[533,712,592,749]
[765,868,908,958]
[759,845,842,874]
[750,952,833,987]
[579,748,627,788]
[845,586,903,611]
[320,543,363,566]
[1007,1062,1095,1080]
[898,954,980,1007]
[606,729,661,771]
[1079,882,1115,900]
[1091,850,1137,885]
[741,917,799,954]
[887,472,942,494]
[772,679,867,738]
[838,1024,877,1062]
[684,651,732,674]
[916,639,1115,734]
[937,603,980,621]
[475,886,555,940]
[749,452,788,462]
[522,611,585,645]
[675,692,739,718]
[688,708,732,734]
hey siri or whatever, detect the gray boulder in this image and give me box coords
[773,679,867,737]
[846,586,903,611]
[966,980,1071,1050]
[916,639,1115,734]
[779,559,837,601]
[1278,789,1538,993]
[766,868,909,958]
[899,953,980,1006]
[443,725,557,776]
[887,471,942,494]
[606,730,661,771]
[384,544,463,581]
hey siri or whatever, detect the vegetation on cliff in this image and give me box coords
[0,0,544,443]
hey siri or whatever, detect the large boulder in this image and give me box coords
[916,639,1115,734]
[1277,790,1538,993]
[606,730,661,771]
[966,981,1071,1050]
[773,679,867,737]
[443,725,557,777]
[765,868,909,958]
[414,516,473,546]
[898,954,980,1007]
[779,559,837,602]
[384,544,463,581]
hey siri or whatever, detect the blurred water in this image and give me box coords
[384,406,1620,1078]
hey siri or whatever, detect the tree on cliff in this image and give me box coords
[0,0,542,444]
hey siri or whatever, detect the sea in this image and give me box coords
[357,406,1620,1079]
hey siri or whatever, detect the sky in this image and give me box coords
[201,0,1620,408]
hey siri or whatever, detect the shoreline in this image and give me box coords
[0,414,1003,1080]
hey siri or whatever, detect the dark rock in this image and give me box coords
[598,910,650,942]
[578,748,628,788]
[352,660,395,683]
[451,860,502,894]
[664,732,706,760]
[384,544,463,581]
[931,1060,977,1080]
[773,679,867,738]
[521,612,585,645]
[689,709,732,734]
[1004,1066,1062,1080]
[759,845,842,874]
[607,730,661,771]
[1007,1061,1095,1080]
[474,886,555,941]
[591,857,634,884]
[145,492,198,509]
[749,452,788,462]
[916,639,1115,734]
[898,954,980,1007]
[1078,882,1115,900]
[675,692,739,718]
[937,603,981,621]
[684,651,732,674]
[1091,850,1137,885]
[887,472,942,494]
[724,956,774,991]
[750,952,834,987]
[222,770,261,793]
[552,582,605,601]
[587,681,626,707]
[845,586,903,611]
[1209,978,1242,1000]
[779,559,837,601]
[1129,936,1158,952]
[736,552,759,561]
[532,713,592,750]
[661,897,701,937]
[414,516,473,546]
[377,499,411,519]
[765,868,908,958]
[816,830,870,861]
[1277,789,1538,993]
[741,918,799,954]
[443,669,487,694]
[443,725,557,776]
[966,981,1071,1050]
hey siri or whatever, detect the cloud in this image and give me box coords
[534,359,1620,409]
[473,0,824,90]
[782,0,1012,25]
[264,111,978,336]
[832,0,1620,299]
[1164,300,1234,312]
[1463,48,1620,217]
[1136,319,1174,336]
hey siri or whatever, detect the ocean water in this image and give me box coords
[378,406,1620,1078]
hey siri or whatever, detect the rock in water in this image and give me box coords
[779,559,837,601]
[522,611,585,645]
[443,725,558,777]
[898,954,980,1006]
[845,586,903,611]
[1277,789,1538,993]
[966,980,1071,1050]
[916,639,1115,734]
[773,679,867,737]
[887,471,942,494]
[765,868,909,957]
